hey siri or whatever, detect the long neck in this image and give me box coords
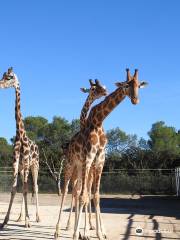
[15,84,25,137]
[80,94,94,129]
[87,87,127,127]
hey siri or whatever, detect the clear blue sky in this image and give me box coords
[0,0,180,141]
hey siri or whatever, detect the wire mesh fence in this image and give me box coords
[0,167,176,195]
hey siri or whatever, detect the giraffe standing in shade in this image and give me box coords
[71,68,147,240]
[0,68,40,229]
[65,79,107,231]
[55,79,107,237]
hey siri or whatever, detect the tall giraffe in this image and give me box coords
[70,68,147,240]
[55,79,107,237]
[66,79,107,231]
[0,68,40,229]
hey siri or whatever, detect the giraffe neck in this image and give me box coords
[80,94,94,129]
[15,84,25,138]
[87,87,127,127]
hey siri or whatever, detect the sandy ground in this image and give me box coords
[0,193,180,240]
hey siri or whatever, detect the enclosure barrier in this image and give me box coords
[0,167,176,195]
[175,167,180,196]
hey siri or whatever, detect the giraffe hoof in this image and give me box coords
[79,232,83,239]
[66,225,71,231]
[89,225,95,230]
[36,216,41,222]
[0,223,7,230]
[54,231,60,239]
[25,222,31,228]
[82,236,91,240]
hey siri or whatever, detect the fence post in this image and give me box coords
[175,167,180,196]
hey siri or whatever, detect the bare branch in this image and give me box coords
[42,148,57,181]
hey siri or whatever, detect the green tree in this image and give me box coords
[0,137,13,167]
[70,119,80,136]
[24,116,48,141]
[148,121,180,168]
[105,127,138,170]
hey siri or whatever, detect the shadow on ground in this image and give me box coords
[100,196,180,218]
[64,195,180,219]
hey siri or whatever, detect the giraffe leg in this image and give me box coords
[73,152,97,240]
[88,193,95,230]
[84,203,90,240]
[74,192,79,233]
[66,191,74,230]
[31,163,40,222]
[73,176,82,238]
[88,168,95,230]
[0,146,20,229]
[21,150,31,229]
[23,169,31,228]
[99,209,107,239]
[16,168,24,222]
[54,166,73,239]
[93,157,107,239]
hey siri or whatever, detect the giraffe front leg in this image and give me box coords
[23,167,31,228]
[84,203,91,240]
[88,192,95,230]
[66,191,74,230]
[16,195,24,222]
[73,167,92,240]
[99,209,107,239]
[16,168,24,222]
[0,148,20,229]
[0,185,17,229]
[88,168,95,230]
[93,166,107,239]
[54,171,71,239]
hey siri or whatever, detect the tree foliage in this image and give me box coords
[0,118,180,172]
[0,137,13,167]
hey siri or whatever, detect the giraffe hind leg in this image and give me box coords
[31,163,40,222]
[54,165,73,239]
[23,163,31,228]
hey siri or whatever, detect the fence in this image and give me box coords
[0,168,176,195]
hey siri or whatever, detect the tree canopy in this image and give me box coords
[0,117,180,171]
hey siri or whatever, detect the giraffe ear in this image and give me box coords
[139,81,148,88]
[80,88,90,93]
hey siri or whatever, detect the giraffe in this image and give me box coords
[55,79,108,237]
[71,68,147,240]
[0,67,40,229]
[66,79,107,231]
[54,68,147,239]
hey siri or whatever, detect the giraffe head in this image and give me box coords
[80,79,108,100]
[115,68,148,104]
[0,67,19,89]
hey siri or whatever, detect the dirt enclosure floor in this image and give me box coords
[0,193,180,240]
